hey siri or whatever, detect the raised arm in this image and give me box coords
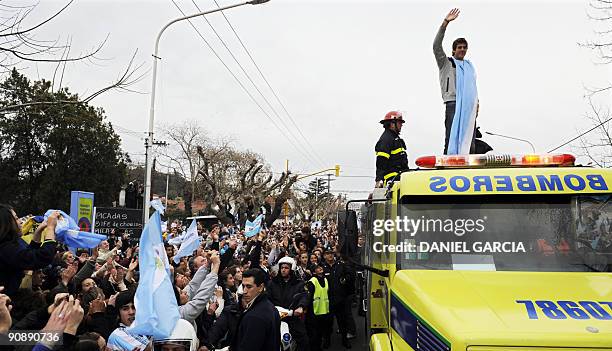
[434,8,460,68]
[178,253,220,322]
[183,260,210,300]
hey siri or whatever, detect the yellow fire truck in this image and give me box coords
[340,153,612,351]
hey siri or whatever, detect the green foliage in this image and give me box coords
[0,69,128,214]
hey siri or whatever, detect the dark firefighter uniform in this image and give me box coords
[375,111,409,185]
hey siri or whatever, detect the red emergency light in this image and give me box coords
[415,154,575,169]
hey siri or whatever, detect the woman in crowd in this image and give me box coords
[0,204,60,296]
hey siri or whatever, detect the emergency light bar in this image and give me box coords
[415,154,575,169]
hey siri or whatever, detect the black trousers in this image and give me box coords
[444,101,476,155]
[344,297,356,335]
[325,300,354,339]
[287,317,309,351]
[307,314,332,351]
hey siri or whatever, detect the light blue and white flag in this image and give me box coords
[447,58,478,155]
[167,231,186,246]
[127,211,179,339]
[244,214,264,238]
[44,210,107,249]
[107,327,150,351]
[173,220,201,264]
[150,198,165,215]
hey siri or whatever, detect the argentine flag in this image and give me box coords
[44,210,107,249]
[173,220,201,264]
[127,211,179,339]
[167,231,186,246]
[244,214,264,238]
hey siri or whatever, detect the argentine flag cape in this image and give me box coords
[447,57,478,155]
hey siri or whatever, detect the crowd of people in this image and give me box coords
[0,203,362,351]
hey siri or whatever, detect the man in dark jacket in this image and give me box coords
[296,227,317,253]
[321,251,356,349]
[375,111,409,187]
[231,268,280,351]
[204,298,240,349]
[267,257,309,351]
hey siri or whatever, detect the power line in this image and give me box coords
[111,123,139,134]
[337,175,375,178]
[188,0,324,168]
[210,0,327,167]
[547,115,612,153]
[331,190,372,193]
[168,0,318,169]
[267,171,374,178]
[110,123,145,140]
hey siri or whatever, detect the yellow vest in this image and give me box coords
[309,277,329,315]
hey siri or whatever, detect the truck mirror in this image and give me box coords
[337,210,358,259]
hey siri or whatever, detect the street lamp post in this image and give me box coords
[143,0,270,222]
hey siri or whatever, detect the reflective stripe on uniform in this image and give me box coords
[376,151,390,159]
[390,147,405,155]
[384,172,398,180]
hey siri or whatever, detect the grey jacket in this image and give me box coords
[179,269,218,324]
[183,265,209,300]
[433,24,456,103]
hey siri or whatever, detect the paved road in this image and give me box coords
[328,307,368,351]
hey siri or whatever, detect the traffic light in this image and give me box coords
[335,164,340,177]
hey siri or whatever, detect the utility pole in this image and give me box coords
[284,159,289,223]
[327,173,331,194]
[165,166,171,209]
[143,139,168,222]
[315,177,319,221]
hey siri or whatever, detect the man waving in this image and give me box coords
[434,8,479,155]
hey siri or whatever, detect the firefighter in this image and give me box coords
[375,111,409,187]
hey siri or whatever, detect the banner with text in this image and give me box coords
[94,207,144,238]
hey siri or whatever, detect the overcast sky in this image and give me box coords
[23,0,612,198]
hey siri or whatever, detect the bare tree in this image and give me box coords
[581,1,612,95]
[196,145,298,226]
[291,181,341,222]
[573,0,612,165]
[574,97,612,167]
[319,194,345,220]
[0,51,145,113]
[158,120,212,213]
[0,1,105,70]
[0,1,145,111]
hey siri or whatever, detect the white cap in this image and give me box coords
[277,256,296,270]
[153,319,198,351]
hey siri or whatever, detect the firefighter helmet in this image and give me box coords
[380,111,405,124]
